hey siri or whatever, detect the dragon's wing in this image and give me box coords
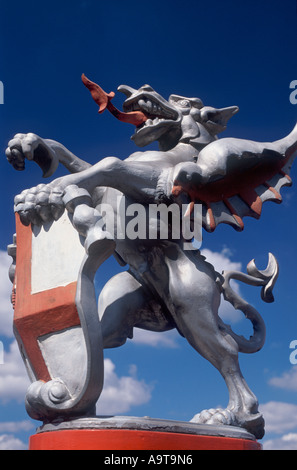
[172,124,297,232]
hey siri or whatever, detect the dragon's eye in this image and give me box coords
[179,100,190,108]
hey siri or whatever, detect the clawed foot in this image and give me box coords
[14,183,65,226]
[191,408,236,426]
[190,407,265,439]
[6,133,59,177]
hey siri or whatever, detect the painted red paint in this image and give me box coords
[29,429,262,450]
[172,148,294,228]
[81,74,147,127]
[13,215,81,381]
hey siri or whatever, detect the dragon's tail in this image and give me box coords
[219,253,279,354]
[274,122,297,165]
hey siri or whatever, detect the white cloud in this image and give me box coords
[0,340,30,403]
[0,250,14,337]
[260,401,297,434]
[268,367,297,391]
[0,434,27,450]
[263,433,297,450]
[201,247,242,271]
[0,420,34,451]
[0,420,33,433]
[96,358,152,415]
[131,328,179,348]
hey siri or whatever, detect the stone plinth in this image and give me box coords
[29,416,262,450]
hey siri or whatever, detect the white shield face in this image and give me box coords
[13,212,87,383]
[31,212,85,294]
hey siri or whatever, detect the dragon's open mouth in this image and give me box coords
[125,97,177,122]
[119,85,181,145]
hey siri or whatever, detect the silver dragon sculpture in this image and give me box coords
[6,75,297,439]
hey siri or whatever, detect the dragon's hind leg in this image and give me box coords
[164,249,265,439]
[190,353,264,439]
[98,270,174,349]
[188,253,279,439]
[185,318,265,439]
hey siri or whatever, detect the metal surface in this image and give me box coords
[7,78,297,439]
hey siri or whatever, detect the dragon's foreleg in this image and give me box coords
[13,154,166,226]
[6,133,91,178]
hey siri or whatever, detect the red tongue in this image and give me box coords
[81,74,147,127]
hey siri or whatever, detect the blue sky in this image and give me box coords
[0,0,297,450]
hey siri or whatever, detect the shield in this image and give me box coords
[10,197,115,422]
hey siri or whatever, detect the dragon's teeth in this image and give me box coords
[139,99,152,113]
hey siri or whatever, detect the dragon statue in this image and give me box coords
[6,75,297,440]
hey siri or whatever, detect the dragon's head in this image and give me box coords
[119,84,239,150]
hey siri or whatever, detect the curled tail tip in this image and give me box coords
[247,252,279,303]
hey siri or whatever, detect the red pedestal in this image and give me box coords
[29,428,262,450]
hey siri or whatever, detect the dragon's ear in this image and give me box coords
[200,106,239,134]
